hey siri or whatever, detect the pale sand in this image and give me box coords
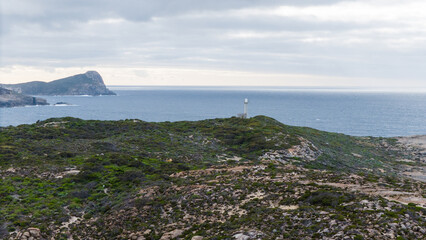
[397,135,426,182]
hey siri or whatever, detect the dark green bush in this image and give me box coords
[299,190,355,207]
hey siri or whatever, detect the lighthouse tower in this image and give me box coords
[244,98,249,119]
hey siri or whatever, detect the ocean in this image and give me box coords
[1,87,425,137]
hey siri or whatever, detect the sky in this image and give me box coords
[1,0,426,88]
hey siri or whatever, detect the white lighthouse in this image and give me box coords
[244,98,249,119]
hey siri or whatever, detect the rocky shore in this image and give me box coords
[0,87,48,107]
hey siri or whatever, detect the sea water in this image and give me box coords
[1,87,425,137]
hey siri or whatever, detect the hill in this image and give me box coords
[0,87,48,107]
[0,116,424,239]
[1,71,115,96]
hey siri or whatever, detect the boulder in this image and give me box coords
[160,229,184,240]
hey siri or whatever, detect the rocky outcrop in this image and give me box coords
[160,229,184,240]
[1,71,115,96]
[233,230,264,240]
[0,87,48,107]
[260,137,321,163]
[16,227,42,240]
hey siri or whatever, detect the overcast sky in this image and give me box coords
[1,0,426,88]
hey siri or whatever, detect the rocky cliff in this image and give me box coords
[0,87,48,107]
[1,71,116,96]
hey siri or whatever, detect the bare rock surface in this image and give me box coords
[16,228,42,240]
[397,135,426,182]
[0,87,48,107]
[160,229,184,240]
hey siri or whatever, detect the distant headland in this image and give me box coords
[0,87,48,107]
[1,71,116,96]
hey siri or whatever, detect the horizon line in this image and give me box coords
[107,85,426,93]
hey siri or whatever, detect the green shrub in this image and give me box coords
[354,235,364,240]
[299,190,355,207]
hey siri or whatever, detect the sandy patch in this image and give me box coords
[309,182,426,208]
[397,135,426,183]
[278,205,299,210]
[55,168,80,179]
[241,191,266,205]
[398,135,426,148]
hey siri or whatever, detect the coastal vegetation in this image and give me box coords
[0,71,115,108]
[0,116,424,239]
[1,71,115,97]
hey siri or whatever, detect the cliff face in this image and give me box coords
[0,87,48,107]
[2,71,116,96]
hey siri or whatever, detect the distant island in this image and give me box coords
[1,71,116,96]
[0,87,48,107]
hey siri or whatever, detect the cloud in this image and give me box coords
[1,0,426,87]
[235,1,423,23]
[0,64,383,87]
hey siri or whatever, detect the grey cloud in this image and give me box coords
[1,0,426,84]
[2,0,343,25]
